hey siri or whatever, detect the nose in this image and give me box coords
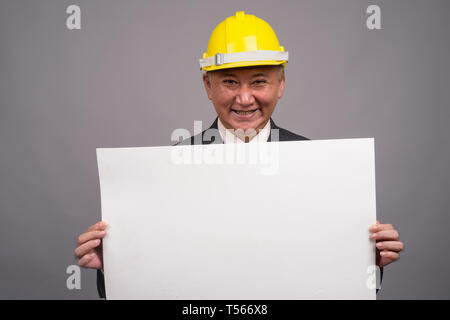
[235,85,256,108]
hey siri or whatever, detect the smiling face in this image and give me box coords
[203,65,285,132]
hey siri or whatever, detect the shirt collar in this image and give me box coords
[217,117,271,144]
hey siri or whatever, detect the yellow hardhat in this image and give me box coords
[199,11,288,71]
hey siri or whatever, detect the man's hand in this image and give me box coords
[370,221,404,267]
[75,221,107,270]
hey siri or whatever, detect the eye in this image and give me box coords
[223,79,238,85]
[253,79,267,85]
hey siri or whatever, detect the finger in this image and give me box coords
[370,223,394,233]
[371,229,399,241]
[380,250,400,261]
[370,221,381,231]
[78,252,95,267]
[75,239,102,258]
[85,221,108,233]
[376,241,404,252]
[371,229,399,240]
[77,230,106,246]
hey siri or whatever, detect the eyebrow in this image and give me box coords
[250,73,268,78]
[221,73,238,78]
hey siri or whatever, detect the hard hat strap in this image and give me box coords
[199,50,289,69]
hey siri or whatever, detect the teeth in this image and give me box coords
[235,110,255,115]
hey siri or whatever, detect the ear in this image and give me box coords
[203,72,213,100]
[277,73,285,99]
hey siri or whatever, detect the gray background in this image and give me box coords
[1,0,449,299]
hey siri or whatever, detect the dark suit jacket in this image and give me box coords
[96,117,382,298]
[176,117,308,145]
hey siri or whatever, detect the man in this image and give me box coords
[75,11,403,299]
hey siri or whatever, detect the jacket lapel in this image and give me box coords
[202,117,304,144]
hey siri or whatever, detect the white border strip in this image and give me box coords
[199,50,289,69]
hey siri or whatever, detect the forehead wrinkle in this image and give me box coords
[219,72,269,78]
[220,73,238,78]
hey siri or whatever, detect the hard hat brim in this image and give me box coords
[202,60,286,72]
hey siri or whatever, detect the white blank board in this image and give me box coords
[97,138,377,300]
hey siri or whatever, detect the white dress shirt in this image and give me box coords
[217,117,271,144]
